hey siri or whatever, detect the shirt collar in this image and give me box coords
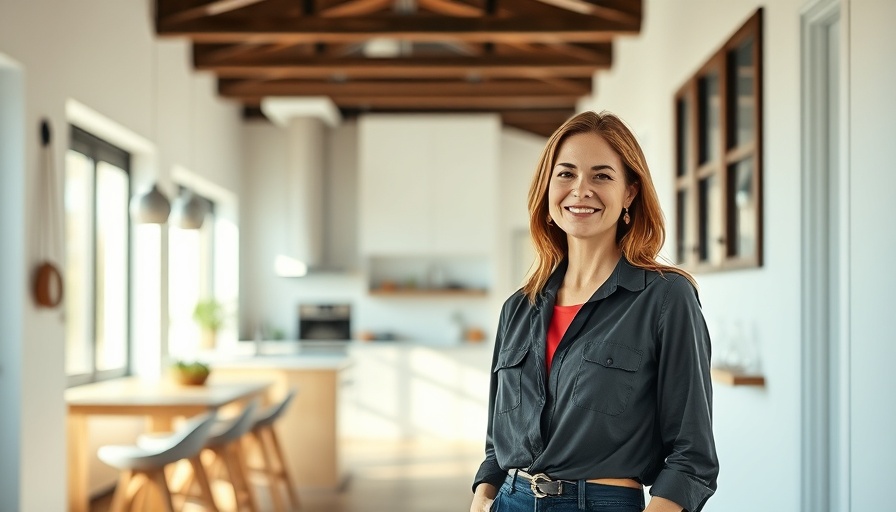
[538,256,647,307]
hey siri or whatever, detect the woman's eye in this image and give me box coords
[556,170,574,178]
[594,173,612,180]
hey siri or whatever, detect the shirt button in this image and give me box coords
[606,358,614,366]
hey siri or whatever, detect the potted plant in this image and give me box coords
[170,360,211,386]
[193,298,224,349]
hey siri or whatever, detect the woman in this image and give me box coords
[470,111,718,512]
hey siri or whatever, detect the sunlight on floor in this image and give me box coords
[92,438,483,512]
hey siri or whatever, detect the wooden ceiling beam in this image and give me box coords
[205,63,603,79]
[501,40,611,63]
[534,0,641,23]
[319,0,393,17]
[236,94,581,109]
[160,0,272,25]
[417,0,483,17]
[218,78,593,97]
[159,15,640,43]
[194,51,610,78]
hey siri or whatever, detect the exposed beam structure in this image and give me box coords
[155,0,642,137]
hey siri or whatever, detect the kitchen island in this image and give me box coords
[340,341,492,442]
[207,347,351,490]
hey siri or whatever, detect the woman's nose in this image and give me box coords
[571,184,593,198]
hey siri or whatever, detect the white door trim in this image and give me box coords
[0,53,26,512]
[800,1,851,511]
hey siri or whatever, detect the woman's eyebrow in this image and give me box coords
[555,162,617,172]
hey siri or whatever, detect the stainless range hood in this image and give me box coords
[261,98,342,277]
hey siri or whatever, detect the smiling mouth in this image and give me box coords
[565,206,599,214]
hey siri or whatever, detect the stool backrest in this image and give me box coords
[208,398,260,446]
[154,411,217,462]
[98,412,217,471]
[254,388,297,429]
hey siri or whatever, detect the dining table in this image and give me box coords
[65,375,272,512]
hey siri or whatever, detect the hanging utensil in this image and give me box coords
[32,118,64,308]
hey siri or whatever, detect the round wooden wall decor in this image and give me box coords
[34,261,64,308]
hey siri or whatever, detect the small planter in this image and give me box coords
[171,361,211,386]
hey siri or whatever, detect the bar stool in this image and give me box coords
[203,398,262,511]
[138,400,261,512]
[245,389,300,512]
[97,412,218,512]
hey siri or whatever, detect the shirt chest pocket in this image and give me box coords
[492,348,528,414]
[572,341,643,417]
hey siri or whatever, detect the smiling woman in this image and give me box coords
[471,111,718,512]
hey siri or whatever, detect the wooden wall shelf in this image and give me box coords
[711,368,766,387]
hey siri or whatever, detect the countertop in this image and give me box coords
[202,338,491,371]
[201,341,352,370]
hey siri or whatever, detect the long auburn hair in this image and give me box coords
[522,110,695,303]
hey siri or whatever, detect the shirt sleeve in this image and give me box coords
[649,275,719,512]
[472,302,511,493]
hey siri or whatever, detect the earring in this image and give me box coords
[623,207,631,225]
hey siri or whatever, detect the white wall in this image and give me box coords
[582,0,896,510]
[240,115,540,345]
[496,127,547,298]
[848,0,896,508]
[0,0,244,508]
[239,119,366,341]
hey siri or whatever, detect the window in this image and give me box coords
[65,127,131,384]
[674,9,763,270]
[168,189,216,359]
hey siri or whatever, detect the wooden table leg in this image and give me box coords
[67,413,88,512]
[147,415,174,433]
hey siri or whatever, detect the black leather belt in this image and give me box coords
[513,469,573,498]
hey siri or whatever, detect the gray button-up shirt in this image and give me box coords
[474,258,719,512]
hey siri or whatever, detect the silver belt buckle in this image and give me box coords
[529,472,558,498]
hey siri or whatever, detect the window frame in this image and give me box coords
[167,187,218,358]
[674,8,764,272]
[66,125,132,386]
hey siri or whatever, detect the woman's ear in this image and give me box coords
[626,181,640,207]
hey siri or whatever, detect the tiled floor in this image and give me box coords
[92,439,482,512]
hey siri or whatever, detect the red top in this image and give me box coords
[546,303,584,372]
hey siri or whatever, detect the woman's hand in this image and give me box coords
[470,483,497,512]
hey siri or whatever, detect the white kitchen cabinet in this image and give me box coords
[359,114,499,255]
[339,342,491,441]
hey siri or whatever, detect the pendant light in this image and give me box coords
[169,188,206,229]
[130,183,171,223]
[167,72,207,230]
[130,35,171,224]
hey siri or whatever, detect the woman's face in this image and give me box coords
[547,132,637,245]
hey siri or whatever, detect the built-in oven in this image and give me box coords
[297,304,352,341]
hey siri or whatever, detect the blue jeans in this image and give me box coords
[491,472,645,512]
